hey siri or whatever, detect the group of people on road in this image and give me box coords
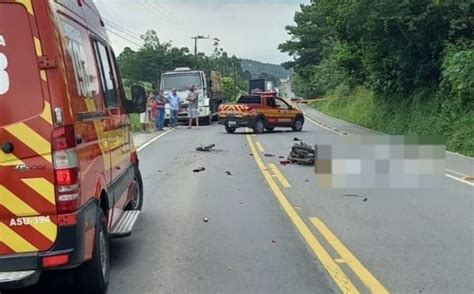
[140,85,200,132]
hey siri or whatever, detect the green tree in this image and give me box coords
[222,77,241,101]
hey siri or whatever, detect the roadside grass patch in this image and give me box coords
[312,88,474,157]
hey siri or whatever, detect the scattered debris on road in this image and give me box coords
[272,240,277,243]
[343,194,368,202]
[193,167,206,173]
[225,171,234,176]
[294,137,302,141]
[196,144,216,152]
[203,217,209,223]
[264,153,275,157]
[250,153,254,156]
[305,179,310,182]
[279,160,291,166]
[288,142,315,166]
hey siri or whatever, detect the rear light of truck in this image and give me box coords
[42,254,70,268]
[52,125,81,214]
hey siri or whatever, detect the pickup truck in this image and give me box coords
[218,91,304,134]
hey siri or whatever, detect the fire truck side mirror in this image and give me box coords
[125,85,147,114]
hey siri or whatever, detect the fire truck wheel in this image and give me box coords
[225,125,236,133]
[292,117,304,132]
[126,170,143,211]
[253,118,265,134]
[76,210,109,294]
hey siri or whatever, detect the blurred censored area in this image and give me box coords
[315,135,446,189]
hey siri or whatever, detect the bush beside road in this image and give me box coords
[312,87,474,157]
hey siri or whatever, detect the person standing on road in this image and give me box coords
[140,92,153,133]
[155,90,168,131]
[149,95,158,132]
[187,84,199,129]
[168,88,180,128]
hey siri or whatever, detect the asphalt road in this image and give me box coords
[9,112,474,294]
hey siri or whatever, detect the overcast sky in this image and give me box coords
[95,0,308,64]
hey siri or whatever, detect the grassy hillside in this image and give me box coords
[240,59,293,80]
[313,88,474,157]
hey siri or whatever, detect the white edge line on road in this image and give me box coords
[304,111,474,188]
[305,116,344,135]
[445,168,470,177]
[446,150,474,160]
[446,174,474,187]
[137,129,174,152]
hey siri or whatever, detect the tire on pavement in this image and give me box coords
[125,167,143,211]
[225,125,236,133]
[75,209,109,294]
[253,118,265,134]
[265,127,274,132]
[292,116,304,132]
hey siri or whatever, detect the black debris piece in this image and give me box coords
[196,144,216,152]
[294,137,302,141]
[225,171,234,176]
[264,153,275,157]
[343,194,368,202]
[193,167,206,173]
[203,217,209,223]
[279,156,285,159]
[288,142,315,166]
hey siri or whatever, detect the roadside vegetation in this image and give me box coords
[118,30,249,102]
[280,1,473,156]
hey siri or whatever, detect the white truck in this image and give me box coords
[160,67,224,125]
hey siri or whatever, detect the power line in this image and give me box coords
[104,20,143,44]
[145,0,189,29]
[140,0,191,34]
[146,0,191,30]
[103,18,142,38]
[135,0,174,28]
[106,28,142,48]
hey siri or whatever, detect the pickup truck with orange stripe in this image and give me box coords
[218,91,305,134]
[0,1,146,293]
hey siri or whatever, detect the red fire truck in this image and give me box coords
[0,1,146,293]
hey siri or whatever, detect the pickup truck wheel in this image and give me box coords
[225,125,236,133]
[292,117,304,132]
[265,127,274,132]
[76,210,109,294]
[253,118,265,134]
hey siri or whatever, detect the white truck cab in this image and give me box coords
[160,68,223,125]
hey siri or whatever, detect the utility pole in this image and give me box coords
[191,35,210,56]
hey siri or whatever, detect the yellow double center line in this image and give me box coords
[246,135,388,294]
